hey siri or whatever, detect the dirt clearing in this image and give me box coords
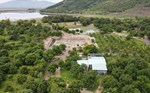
[44,32,97,59]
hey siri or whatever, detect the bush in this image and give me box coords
[17,75,27,84]
[4,85,14,92]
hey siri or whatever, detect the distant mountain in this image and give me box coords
[0,0,55,9]
[42,0,150,16]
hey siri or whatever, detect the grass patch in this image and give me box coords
[61,70,76,84]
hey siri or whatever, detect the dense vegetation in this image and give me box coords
[0,19,65,93]
[93,33,150,93]
[42,15,150,93]
[93,17,150,39]
[0,18,99,93]
[42,0,150,14]
[0,15,150,93]
[42,15,92,26]
[43,15,150,39]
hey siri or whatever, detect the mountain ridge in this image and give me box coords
[42,0,150,16]
[0,0,55,9]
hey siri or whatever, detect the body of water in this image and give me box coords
[0,12,46,21]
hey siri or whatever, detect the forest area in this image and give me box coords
[0,15,150,93]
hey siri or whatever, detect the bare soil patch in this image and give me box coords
[44,32,97,60]
[144,35,150,45]
[80,88,93,93]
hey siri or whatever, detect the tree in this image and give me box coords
[83,71,97,90]
[102,75,119,89]
[19,66,29,74]
[1,19,10,26]
[111,67,123,79]
[0,49,8,57]
[30,19,36,24]
[21,89,33,93]
[68,81,83,93]
[43,49,55,61]
[83,44,98,55]
[79,17,91,26]
[17,74,27,84]
[0,63,17,74]
[63,27,69,32]
[37,80,48,93]
[52,45,62,55]
[103,88,118,93]
[121,85,137,93]
[0,56,10,65]
[23,78,38,92]
[14,53,26,63]
[59,44,66,51]
[119,74,132,86]
[47,64,58,74]
[25,53,36,65]
[4,85,14,92]
[0,72,4,84]
[70,64,86,79]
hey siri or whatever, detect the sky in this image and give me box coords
[0,0,63,3]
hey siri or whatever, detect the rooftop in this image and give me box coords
[77,57,107,71]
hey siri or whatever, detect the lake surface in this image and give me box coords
[0,12,46,21]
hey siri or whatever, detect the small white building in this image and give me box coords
[85,30,95,34]
[77,57,107,74]
[69,28,81,31]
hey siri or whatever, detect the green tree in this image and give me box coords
[102,75,119,89]
[47,64,58,74]
[37,80,48,93]
[25,53,36,65]
[17,74,27,84]
[68,81,83,93]
[83,71,97,89]
[4,85,14,92]
[21,89,33,93]
[83,44,98,55]
[23,78,38,92]
[19,66,29,74]
[121,85,136,93]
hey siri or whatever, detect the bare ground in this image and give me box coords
[44,32,97,60]
[144,35,150,45]
[81,89,93,93]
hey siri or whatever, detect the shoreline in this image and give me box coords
[0,8,40,13]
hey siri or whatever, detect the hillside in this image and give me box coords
[0,0,55,9]
[42,0,150,16]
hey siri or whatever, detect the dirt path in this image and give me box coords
[44,71,51,80]
[144,35,150,45]
[80,86,102,93]
[55,67,61,77]
[95,86,102,93]
[81,88,93,93]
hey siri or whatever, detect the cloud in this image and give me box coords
[0,0,13,4]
